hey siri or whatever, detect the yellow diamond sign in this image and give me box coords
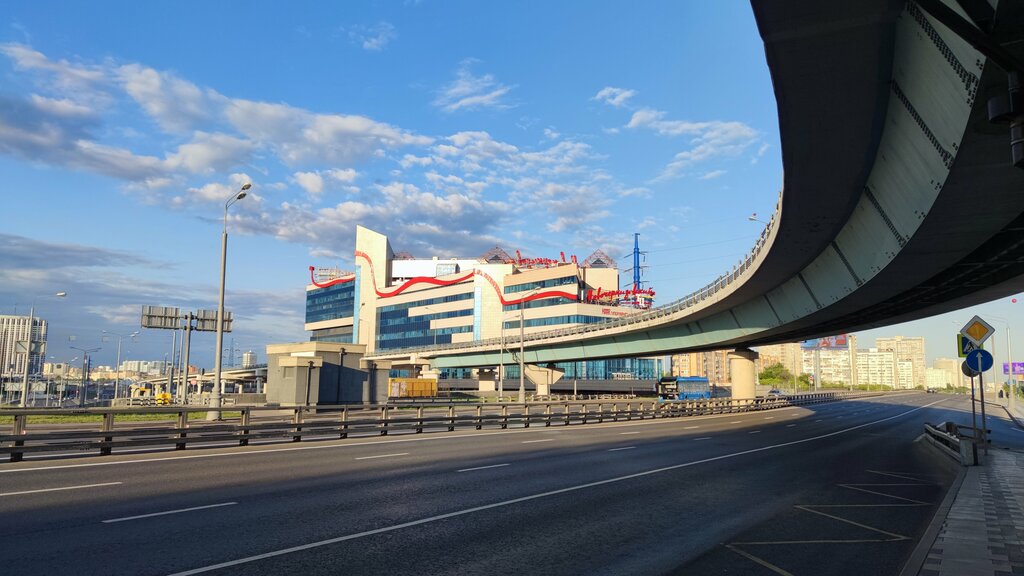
[960,315,995,347]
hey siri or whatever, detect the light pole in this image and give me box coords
[519,300,526,403]
[103,330,138,402]
[209,183,250,421]
[747,213,768,225]
[20,291,67,407]
[70,346,101,407]
[58,357,77,406]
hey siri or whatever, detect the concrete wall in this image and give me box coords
[266,342,387,405]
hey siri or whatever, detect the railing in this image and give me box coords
[371,192,784,358]
[1,390,859,463]
[922,421,978,465]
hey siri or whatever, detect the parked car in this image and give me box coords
[766,389,784,397]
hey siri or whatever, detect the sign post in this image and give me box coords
[966,348,993,457]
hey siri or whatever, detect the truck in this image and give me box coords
[657,376,712,401]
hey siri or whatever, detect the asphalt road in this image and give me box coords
[1,393,1019,575]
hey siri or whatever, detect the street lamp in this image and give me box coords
[210,183,250,420]
[70,346,101,407]
[747,213,768,225]
[20,291,67,407]
[103,330,138,402]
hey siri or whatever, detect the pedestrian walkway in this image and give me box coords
[916,397,1024,576]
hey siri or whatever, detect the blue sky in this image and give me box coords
[1,2,1018,374]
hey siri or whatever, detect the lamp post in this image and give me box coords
[209,183,250,421]
[20,291,67,407]
[103,330,138,402]
[58,357,77,407]
[71,346,101,407]
[519,299,526,403]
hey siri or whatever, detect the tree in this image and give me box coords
[758,363,793,387]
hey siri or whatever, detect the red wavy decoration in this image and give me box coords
[308,266,356,288]
[349,250,578,304]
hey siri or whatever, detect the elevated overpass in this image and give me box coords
[366,0,1024,396]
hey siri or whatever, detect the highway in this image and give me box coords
[2,393,1020,575]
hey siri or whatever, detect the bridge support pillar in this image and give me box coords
[524,363,565,396]
[728,348,759,400]
[477,369,497,393]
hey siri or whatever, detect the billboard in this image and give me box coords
[1003,362,1024,375]
[801,335,849,350]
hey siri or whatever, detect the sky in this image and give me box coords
[1,1,1020,375]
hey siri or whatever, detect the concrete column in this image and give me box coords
[477,368,497,393]
[728,348,759,400]
[524,363,564,396]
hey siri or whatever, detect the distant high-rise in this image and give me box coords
[757,342,803,377]
[242,350,258,368]
[856,348,897,389]
[671,350,731,383]
[0,315,49,382]
[875,336,926,389]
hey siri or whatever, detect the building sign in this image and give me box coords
[801,335,849,349]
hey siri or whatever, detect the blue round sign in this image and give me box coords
[966,349,994,373]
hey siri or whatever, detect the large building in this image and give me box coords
[0,315,49,383]
[671,350,732,384]
[304,226,663,382]
[876,336,926,389]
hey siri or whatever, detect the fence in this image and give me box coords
[2,391,865,462]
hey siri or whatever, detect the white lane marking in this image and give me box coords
[730,421,742,424]
[522,439,553,444]
[103,502,237,524]
[684,426,700,429]
[693,437,712,441]
[608,446,635,452]
[0,481,122,497]
[619,432,640,435]
[764,417,775,420]
[748,431,762,434]
[354,453,408,460]
[786,424,797,428]
[1011,428,1024,434]
[815,420,823,423]
[166,401,943,576]
[457,464,509,473]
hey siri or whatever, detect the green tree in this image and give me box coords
[758,363,793,387]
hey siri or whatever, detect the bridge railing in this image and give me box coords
[377,192,783,358]
[1,389,869,463]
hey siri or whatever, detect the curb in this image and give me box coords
[898,453,969,576]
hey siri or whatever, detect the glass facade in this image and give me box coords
[499,358,662,380]
[503,315,608,330]
[504,275,578,294]
[502,296,576,312]
[376,293,474,350]
[310,326,354,343]
[305,283,355,324]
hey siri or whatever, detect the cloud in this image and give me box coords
[0,233,155,270]
[347,22,397,51]
[700,170,726,180]
[593,86,637,107]
[165,131,256,174]
[115,64,215,133]
[626,107,759,181]
[433,59,514,112]
[0,42,105,91]
[293,171,324,196]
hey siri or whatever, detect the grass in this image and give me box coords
[0,411,243,424]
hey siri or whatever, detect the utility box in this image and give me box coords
[959,438,977,466]
[265,342,388,406]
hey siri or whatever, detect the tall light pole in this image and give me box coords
[519,300,526,403]
[71,346,100,407]
[20,291,66,407]
[103,330,138,402]
[209,183,250,420]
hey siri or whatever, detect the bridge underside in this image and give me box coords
[376,1,1024,371]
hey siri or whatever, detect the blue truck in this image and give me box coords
[657,376,712,401]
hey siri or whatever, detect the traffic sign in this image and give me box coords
[961,360,980,378]
[966,348,994,373]
[957,334,979,358]
[960,315,995,347]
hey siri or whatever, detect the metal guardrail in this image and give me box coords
[1,390,857,463]
[922,421,982,466]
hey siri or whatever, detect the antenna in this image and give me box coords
[621,232,649,291]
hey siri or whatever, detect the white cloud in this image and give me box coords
[0,43,105,90]
[593,86,636,107]
[177,173,254,205]
[700,170,726,180]
[543,127,561,140]
[294,171,324,196]
[115,64,214,133]
[165,132,256,174]
[325,168,358,183]
[347,22,397,51]
[433,60,514,113]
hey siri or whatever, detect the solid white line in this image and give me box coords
[764,417,774,420]
[608,446,635,452]
[815,419,823,423]
[103,502,237,524]
[354,453,408,460]
[522,439,553,444]
[457,463,510,473]
[693,437,712,441]
[166,400,943,576]
[786,424,797,428]
[619,432,640,435]
[0,481,122,497]
[748,430,761,434]
[683,426,700,429]
[730,421,742,424]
